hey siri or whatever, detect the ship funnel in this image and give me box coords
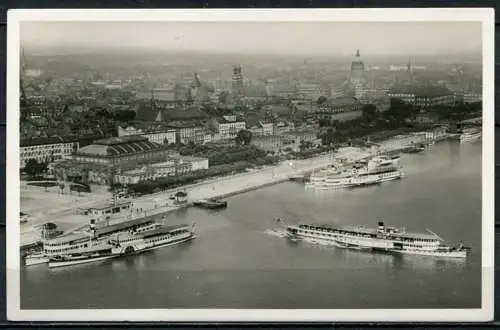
[377,221,385,233]
[90,219,96,236]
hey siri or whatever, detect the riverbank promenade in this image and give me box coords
[19,143,408,247]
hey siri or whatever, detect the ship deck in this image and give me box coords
[136,224,190,239]
[296,224,438,240]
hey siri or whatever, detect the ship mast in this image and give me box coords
[426,228,445,241]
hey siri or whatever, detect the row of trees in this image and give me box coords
[177,143,269,167]
[320,99,480,146]
[126,158,279,196]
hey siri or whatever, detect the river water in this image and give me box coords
[21,140,482,309]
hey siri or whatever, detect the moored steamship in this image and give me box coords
[305,156,403,190]
[24,217,162,268]
[109,223,196,255]
[277,219,470,259]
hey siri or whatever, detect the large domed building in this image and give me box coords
[343,49,368,99]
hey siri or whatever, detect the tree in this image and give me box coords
[236,129,253,146]
[318,118,330,127]
[24,159,48,177]
[114,110,136,122]
[317,96,328,105]
[70,183,90,196]
[361,104,377,121]
[163,138,169,145]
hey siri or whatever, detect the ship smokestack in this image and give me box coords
[377,221,385,233]
[90,219,96,237]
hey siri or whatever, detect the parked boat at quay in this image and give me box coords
[277,219,470,259]
[47,219,196,268]
[193,199,228,209]
[305,155,403,190]
[24,216,162,268]
[24,253,50,266]
[459,128,482,143]
[402,144,426,154]
[109,223,196,256]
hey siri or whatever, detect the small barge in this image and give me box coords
[193,199,228,209]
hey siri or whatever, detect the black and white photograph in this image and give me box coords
[6,9,494,322]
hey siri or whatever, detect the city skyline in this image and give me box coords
[21,21,482,56]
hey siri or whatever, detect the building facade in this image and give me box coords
[168,124,207,144]
[388,85,457,109]
[248,121,274,136]
[20,137,79,168]
[71,136,172,167]
[114,155,208,185]
[314,97,363,122]
[462,92,482,103]
[118,125,177,145]
[211,115,246,139]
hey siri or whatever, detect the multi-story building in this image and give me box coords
[274,121,294,134]
[52,136,211,185]
[314,97,363,122]
[296,83,324,101]
[170,155,209,171]
[70,136,172,167]
[20,137,79,168]
[117,125,177,145]
[247,120,274,136]
[462,92,482,103]
[388,85,457,109]
[114,155,208,185]
[167,123,207,144]
[211,115,246,139]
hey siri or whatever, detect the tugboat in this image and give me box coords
[193,198,228,209]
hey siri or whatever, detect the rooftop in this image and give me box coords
[389,84,452,97]
[170,155,209,162]
[76,137,165,157]
[21,136,78,147]
[94,136,148,145]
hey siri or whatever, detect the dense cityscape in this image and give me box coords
[20,46,482,195]
[17,18,486,315]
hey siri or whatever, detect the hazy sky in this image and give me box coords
[20,21,482,56]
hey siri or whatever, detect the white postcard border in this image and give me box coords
[6,8,495,322]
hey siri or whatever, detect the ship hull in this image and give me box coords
[112,233,196,256]
[48,254,118,268]
[138,235,196,253]
[460,133,481,142]
[25,255,50,266]
[285,228,468,259]
[306,171,402,190]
